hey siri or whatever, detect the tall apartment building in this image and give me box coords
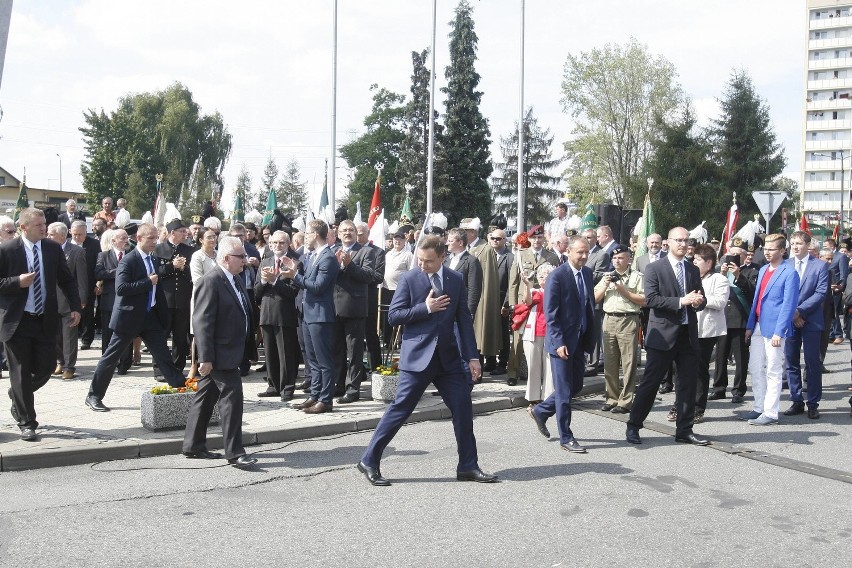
[804,1,852,224]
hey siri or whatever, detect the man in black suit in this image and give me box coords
[70,220,100,350]
[0,208,81,441]
[94,229,133,374]
[58,199,86,230]
[85,224,186,411]
[153,219,195,372]
[255,231,300,401]
[626,227,709,446]
[332,220,378,403]
[228,223,259,375]
[356,221,385,371]
[444,228,482,317]
[488,228,514,380]
[182,236,258,469]
[583,227,611,377]
[47,222,88,380]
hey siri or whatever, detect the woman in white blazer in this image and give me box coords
[693,244,731,422]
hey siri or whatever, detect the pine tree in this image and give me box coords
[492,107,562,226]
[710,69,786,223]
[234,165,252,221]
[256,152,279,212]
[439,0,492,224]
[278,158,309,214]
[398,48,445,216]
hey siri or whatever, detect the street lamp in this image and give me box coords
[56,153,62,192]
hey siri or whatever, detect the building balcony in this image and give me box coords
[809,37,852,50]
[806,118,852,130]
[807,98,852,110]
[807,77,852,89]
[809,56,852,70]
[805,139,852,150]
[804,180,848,191]
[810,15,852,30]
[804,158,849,170]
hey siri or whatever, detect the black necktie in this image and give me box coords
[233,275,250,332]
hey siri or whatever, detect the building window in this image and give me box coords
[0,176,5,186]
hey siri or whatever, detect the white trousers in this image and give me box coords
[524,336,554,402]
[747,324,785,420]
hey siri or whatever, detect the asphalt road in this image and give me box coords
[2,395,850,568]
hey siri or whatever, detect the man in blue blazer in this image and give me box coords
[783,231,828,420]
[744,234,799,425]
[357,235,497,486]
[626,227,708,445]
[281,219,340,413]
[527,235,596,453]
[86,224,186,411]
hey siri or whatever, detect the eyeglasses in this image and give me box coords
[227,253,248,259]
[671,238,689,243]
[490,237,504,241]
[3,229,15,235]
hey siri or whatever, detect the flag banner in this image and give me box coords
[633,192,655,265]
[368,173,381,228]
[367,208,385,245]
[721,201,738,252]
[318,171,329,215]
[354,202,362,225]
[262,187,277,226]
[13,180,29,222]
[232,191,245,223]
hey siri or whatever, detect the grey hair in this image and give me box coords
[66,199,77,207]
[70,220,87,231]
[217,236,243,262]
[48,222,68,237]
[203,216,222,230]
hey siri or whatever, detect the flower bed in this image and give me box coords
[141,378,219,431]
[371,365,399,403]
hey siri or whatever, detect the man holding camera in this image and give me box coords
[594,245,645,413]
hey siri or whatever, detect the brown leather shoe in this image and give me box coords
[53,364,63,375]
[291,397,317,410]
[303,401,332,414]
[62,370,74,380]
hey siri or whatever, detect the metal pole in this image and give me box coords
[330,0,338,210]
[56,153,62,192]
[842,149,846,236]
[516,0,525,233]
[425,0,437,217]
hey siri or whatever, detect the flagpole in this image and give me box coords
[516,0,526,233]
[425,0,437,217]
[330,0,338,211]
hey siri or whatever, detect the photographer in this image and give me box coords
[593,245,644,413]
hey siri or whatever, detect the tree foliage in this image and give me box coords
[492,107,563,226]
[339,85,407,220]
[256,151,279,213]
[79,82,232,217]
[278,158,309,214]
[234,165,252,218]
[561,38,683,209]
[439,0,492,224]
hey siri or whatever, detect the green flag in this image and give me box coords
[13,179,29,222]
[634,192,655,262]
[232,190,245,223]
[399,194,413,226]
[262,187,277,226]
[318,171,329,215]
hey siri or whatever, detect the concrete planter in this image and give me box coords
[371,372,399,403]
[140,391,220,431]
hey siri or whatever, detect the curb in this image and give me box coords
[0,378,606,472]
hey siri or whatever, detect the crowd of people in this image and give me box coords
[2,198,852,480]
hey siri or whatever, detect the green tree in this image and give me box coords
[491,107,563,225]
[439,0,492,224]
[257,151,279,213]
[80,82,232,211]
[645,102,721,236]
[561,38,683,209]
[124,169,149,218]
[710,69,786,224]
[234,165,252,220]
[339,85,407,219]
[398,48,445,216]
[278,158,309,214]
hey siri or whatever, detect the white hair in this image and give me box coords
[0,215,14,228]
[203,216,222,230]
[48,222,68,237]
[216,236,243,262]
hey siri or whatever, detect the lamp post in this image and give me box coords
[56,153,62,192]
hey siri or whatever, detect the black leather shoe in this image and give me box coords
[527,405,550,438]
[85,396,110,412]
[561,439,587,453]
[228,455,258,468]
[116,367,129,376]
[611,406,628,414]
[21,427,38,441]
[583,367,598,377]
[658,384,673,394]
[783,403,805,416]
[626,428,642,444]
[298,380,311,393]
[357,461,390,486]
[280,393,294,402]
[807,407,820,419]
[183,450,223,460]
[601,403,616,412]
[675,433,710,446]
[730,395,744,404]
[336,393,360,404]
[80,344,91,351]
[491,367,507,376]
[707,392,726,400]
[506,377,518,386]
[457,468,498,483]
[257,388,280,397]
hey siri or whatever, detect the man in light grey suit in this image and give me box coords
[635,233,666,274]
[182,236,257,469]
[47,222,87,380]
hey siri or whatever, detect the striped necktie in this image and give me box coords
[32,245,44,314]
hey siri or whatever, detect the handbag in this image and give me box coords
[511,303,531,331]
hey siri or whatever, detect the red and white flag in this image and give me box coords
[721,202,738,252]
[368,173,381,229]
[799,212,810,235]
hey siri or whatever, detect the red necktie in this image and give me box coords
[118,251,123,262]
[278,258,284,271]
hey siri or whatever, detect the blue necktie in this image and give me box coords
[576,270,586,332]
[676,261,687,323]
[32,245,43,314]
[431,272,443,296]
[145,255,155,311]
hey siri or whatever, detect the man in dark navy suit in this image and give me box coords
[356,235,497,486]
[94,229,133,374]
[527,235,596,453]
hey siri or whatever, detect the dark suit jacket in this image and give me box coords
[643,257,707,351]
[58,242,88,313]
[444,250,482,316]
[495,248,514,306]
[58,210,86,229]
[294,245,339,324]
[95,248,122,311]
[0,237,81,342]
[544,263,596,358]
[586,247,611,285]
[388,267,477,373]
[723,265,758,329]
[154,240,195,310]
[333,242,377,319]
[635,251,667,274]
[110,248,171,335]
[192,266,253,370]
[79,235,100,295]
[255,252,299,328]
